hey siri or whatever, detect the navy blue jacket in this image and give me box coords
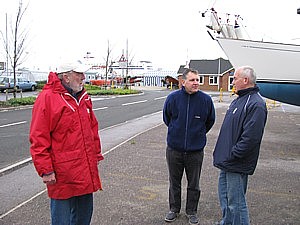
[163,87,215,152]
[213,86,267,175]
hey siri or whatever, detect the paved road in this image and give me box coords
[0,87,222,171]
[0,89,170,170]
[0,90,299,225]
[0,111,164,221]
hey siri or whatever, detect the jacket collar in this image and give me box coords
[237,85,259,97]
[181,86,199,95]
[61,82,84,100]
[43,72,67,93]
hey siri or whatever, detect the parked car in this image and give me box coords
[0,76,37,92]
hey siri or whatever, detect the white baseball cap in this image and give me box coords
[56,60,90,74]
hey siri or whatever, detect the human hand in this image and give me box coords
[42,172,56,185]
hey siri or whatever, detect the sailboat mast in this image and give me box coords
[126,39,128,78]
[6,13,8,72]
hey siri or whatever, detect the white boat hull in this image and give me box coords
[216,37,300,106]
[216,37,300,83]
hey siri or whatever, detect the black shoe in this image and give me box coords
[165,211,178,222]
[186,214,199,225]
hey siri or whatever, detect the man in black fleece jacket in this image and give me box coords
[163,68,215,225]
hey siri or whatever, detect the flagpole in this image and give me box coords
[126,39,128,87]
[6,13,9,72]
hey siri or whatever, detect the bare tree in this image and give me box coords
[1,0,29,98]
[103,40,113,90]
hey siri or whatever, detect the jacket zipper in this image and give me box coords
[184,95,190,149]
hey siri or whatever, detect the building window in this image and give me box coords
[209,76,218,85]
[199,76,204,85]
[228,76,234,90]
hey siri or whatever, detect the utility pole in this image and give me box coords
[125,39,129,88]
[6,13,8,73]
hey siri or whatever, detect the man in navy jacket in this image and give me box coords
[213,66,267,225]
[163,68,215,225]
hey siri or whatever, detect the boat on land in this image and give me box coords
[203,8,300,106]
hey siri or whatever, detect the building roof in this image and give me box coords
[177,65,186,74]
[188,58,232,75]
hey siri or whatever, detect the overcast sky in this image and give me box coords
[1,0,300,71]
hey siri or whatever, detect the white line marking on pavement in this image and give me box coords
[91,98,110,101]
[103,122,163,156]
[154,96,167,100]
[0,189,47,219]
[0,158,32,174]
[0,121,27,128]
[93,106,108,111]
[0,120,163,219]
[122,100,147,106]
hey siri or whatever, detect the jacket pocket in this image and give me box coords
[53,150,85,184]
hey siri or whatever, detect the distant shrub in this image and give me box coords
[7,96,36,106]
[87,88,140,95]
[0,86,140,108]
[0,96,36,107]
[84,84,103,90]
[85,85,140,95]
[36,80,47,90]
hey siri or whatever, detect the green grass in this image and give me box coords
[0,96,36,107]
[86,86,140,95]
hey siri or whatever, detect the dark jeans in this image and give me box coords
[166,146,204,215]
[50,193,93,225]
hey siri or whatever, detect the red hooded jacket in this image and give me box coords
[29,72,103,199]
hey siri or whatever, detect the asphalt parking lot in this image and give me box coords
[1,92,299,225]
[95,96,300,225]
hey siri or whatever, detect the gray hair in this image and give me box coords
[57,71,72,80]
[182,68,198,79]
[57,73,64,80]
[239,66,256,84]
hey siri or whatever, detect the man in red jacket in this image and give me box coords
[29,60,103,225]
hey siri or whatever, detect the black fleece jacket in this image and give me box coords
[163,87,215,152]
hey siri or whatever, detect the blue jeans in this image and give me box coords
[166,147,204,215]
[218,170,250,225]
[50,193,93,225]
